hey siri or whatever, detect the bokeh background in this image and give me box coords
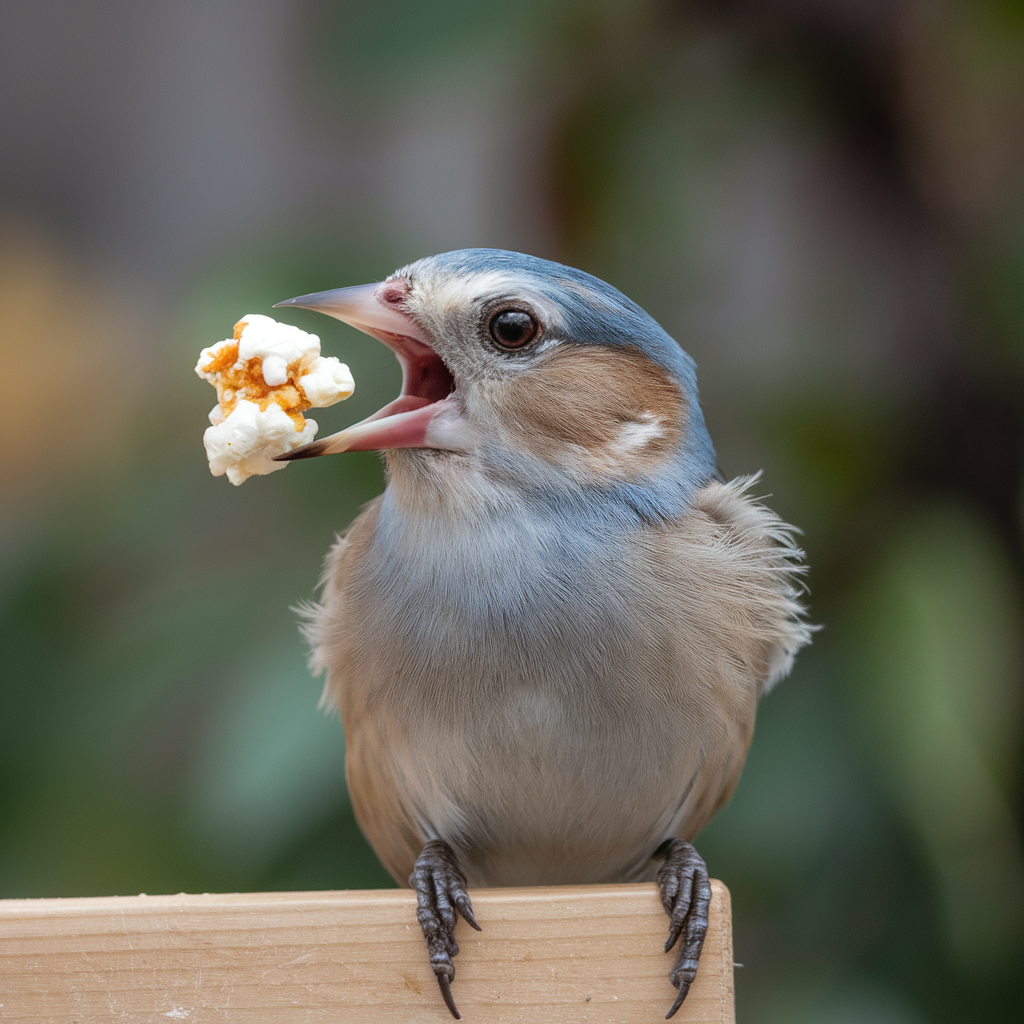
[2,1,1022,1020]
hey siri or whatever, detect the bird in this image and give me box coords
[273,249,812,1019]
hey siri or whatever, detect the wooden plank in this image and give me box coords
[0,880,733,1023]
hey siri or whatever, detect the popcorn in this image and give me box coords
[196,314,354,485]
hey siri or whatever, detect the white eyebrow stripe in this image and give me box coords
[430,269,520,308]
[426,269,564,328]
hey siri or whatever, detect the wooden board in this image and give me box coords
[0,880,733,1023]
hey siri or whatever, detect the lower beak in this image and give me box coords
[272,282,463,459]
[274,399,465,459]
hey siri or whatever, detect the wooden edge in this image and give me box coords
[0,879,734,1023]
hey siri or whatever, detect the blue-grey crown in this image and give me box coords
[421,249,690,376]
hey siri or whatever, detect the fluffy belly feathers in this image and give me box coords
[345,677,721,888]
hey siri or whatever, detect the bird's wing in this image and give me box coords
[685,474,812,696]
[640,474,812,845]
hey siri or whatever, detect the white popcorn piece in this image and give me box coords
[205,400,319,486]
[195,314,355,485]
[299,358,357,408]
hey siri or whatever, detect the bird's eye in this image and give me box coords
[489,309,539,349]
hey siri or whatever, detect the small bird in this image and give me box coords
[274,249,811,1019]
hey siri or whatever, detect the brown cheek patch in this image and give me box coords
[496,345,685,480]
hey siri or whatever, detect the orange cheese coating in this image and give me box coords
[202,319,312,431]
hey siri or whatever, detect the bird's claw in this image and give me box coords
[409,839,481,1020]
[437,971,459,1019]
[656,839,712,1019]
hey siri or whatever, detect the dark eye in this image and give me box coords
[489,309,539,349]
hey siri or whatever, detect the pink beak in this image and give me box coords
[272,281,458,459]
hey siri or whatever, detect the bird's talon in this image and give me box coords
[656,839,711,1017]
[664,914,686,953]
[665,982,689,1020]
[436,973,461,1019]
[411,840,476,1019]
[456,896,481,931]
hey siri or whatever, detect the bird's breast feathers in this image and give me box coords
[305,465,811,886]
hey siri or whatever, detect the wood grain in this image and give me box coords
[0,880,733,1023]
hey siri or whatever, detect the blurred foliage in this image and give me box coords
[1,1,1023,1023]
[846,504,1024,976]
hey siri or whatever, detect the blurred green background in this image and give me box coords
[1,1,1022,1021]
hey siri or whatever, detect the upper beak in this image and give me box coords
[271,282,460,459]
[274,283,423,345]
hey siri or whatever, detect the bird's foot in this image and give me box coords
[656,838,712,1019]
[409,839,481,1020]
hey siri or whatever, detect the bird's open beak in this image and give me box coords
[271,282,461,459]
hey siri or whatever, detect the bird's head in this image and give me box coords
[275,249,717,520]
